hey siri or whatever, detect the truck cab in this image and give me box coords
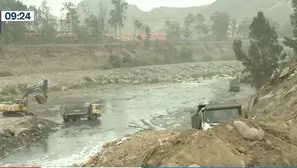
[191,104,244,130]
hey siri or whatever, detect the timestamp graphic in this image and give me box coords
[1,11,35,22]
[0,11,34,33]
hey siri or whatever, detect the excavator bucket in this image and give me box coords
[35,95,47,104]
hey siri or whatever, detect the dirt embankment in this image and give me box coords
[83,118,297,166]
[0,116,59,158]
[0,42,244,76]
[82,64,297,166]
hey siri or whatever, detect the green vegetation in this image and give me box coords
[4,0,297,79]
[233,11,284,90]
[284,0,297,53]
[2,0,293,46]
[210,12,230,40]
[108,0,128,40]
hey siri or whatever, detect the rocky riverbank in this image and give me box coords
[0,116,59,159]
[0,61,242,95]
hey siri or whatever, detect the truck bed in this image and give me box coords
[63,106,89,116]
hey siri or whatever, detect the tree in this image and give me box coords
[283,0,297,53]
[97,1,108,39]
[109,0,128,40]
[108,10,118,40]
[28,5,42,33]
[61,2,80,33]
[80,1,90,18]
[85,15,100,41]
[38,0,57,43]
[183,14,195,40]
[210,12,230,40]
[163,21,181,41]
[0,0,30,44]
[237,19,250,39]
[281,20,294,37]
[144,25,151,39]
[268,18,281,36]
[194,13,208,37]
[233,11,283,90]
[231,18,237,38]
[134,20,143,40]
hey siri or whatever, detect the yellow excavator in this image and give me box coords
[0,79,48,117]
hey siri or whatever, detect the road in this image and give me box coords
[0,78,254,166]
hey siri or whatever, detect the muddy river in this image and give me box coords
[0,78,254,166]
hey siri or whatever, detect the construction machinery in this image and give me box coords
[191,103,246,130]
[62,104,102,122]
[0,79,48,117]
[229,78,240,92]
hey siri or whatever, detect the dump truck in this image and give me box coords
[191,103,246,130]
[62,104,102,122]
[229,78,240,92]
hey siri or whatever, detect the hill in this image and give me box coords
[76,0,292,34]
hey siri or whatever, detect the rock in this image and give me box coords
[188,164,200,167]
[37,124,44,130]
[101,80,108,84]
[288,127,297,143]
[226,125,234,131]
[285,85,297,97]
[236,146,246,153]
[233,120,265,141]
[279,67,290,78]
[61,85,68,91]
[116,137,130,145]
[84,77,96,83]
[3,129,15,137]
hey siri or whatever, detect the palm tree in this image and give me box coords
[184,13,195,40]
[108,10,118,39]
[110,0,128,40]
[134,19,143,40]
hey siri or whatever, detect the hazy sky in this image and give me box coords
[21,0,215,16]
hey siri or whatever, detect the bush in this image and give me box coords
[109,54,122,68]
[179,45,193,62]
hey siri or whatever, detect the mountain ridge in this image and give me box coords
[76,0,293,34]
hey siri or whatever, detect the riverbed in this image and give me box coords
[0,78,254,166]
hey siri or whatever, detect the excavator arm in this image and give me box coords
[20,79,48,105]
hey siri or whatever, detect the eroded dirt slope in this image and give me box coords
[0,42,238,75]
[83,117,297,166]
